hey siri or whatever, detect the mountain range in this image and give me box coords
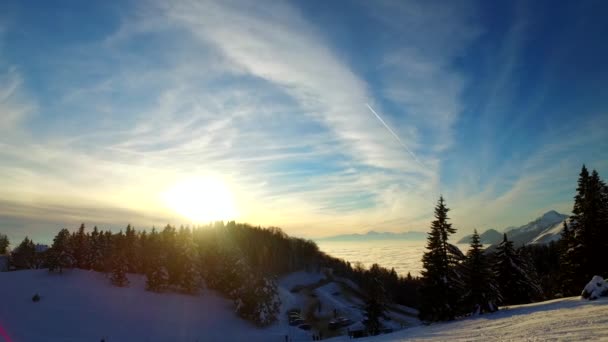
[458,210,569,246]
[316,230,427,242]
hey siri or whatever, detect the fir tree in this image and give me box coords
[494,234,542,305]
[462,230,500,314]
[179,231,201,294]
[565,166,608,292]
[233,273,281,327]
[109,231,130,287]
[364,277,387,335]
[145,230,168,292]
[48,228,74,273]
[12,237,36,269]
[419,196,460,321]
[74,223,91,269]
[559,221,577,295]
[0,234,9,254]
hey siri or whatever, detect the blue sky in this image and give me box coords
[1,0,607,243]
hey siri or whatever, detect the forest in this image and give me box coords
[3,165,607,330]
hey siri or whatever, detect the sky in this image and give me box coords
[1,0,607,243]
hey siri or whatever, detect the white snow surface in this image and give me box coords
[0,269,294,342]
[582,275,608,300]
[333,297,608,341]
[3,269,607,341]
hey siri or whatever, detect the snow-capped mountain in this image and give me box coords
[463,210,569,247]
[504,210,568,246]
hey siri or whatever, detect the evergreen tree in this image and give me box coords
[565,166,608,292]
[12,237,36,269]
[462,230,500,314]
[419,196,460,321]
[72,223,90,269]
[233,273,281,327]
[48,229,74,273]
[145,230,168,292]
[109,232,129,287]
[559,221,577,295]
[0,234,9,254]
[364,277,387,335]
[179,230,201,294]
[89,227,104,271]
[494,234,542,305]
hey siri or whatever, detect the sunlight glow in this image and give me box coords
[162,177,238,223]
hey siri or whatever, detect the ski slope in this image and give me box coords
[1,270,606,341]
[351,296,608,341]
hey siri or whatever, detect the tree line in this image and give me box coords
[419,165,608,321]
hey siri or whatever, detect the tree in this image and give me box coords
[364,276,387,335]
[109,232,129,287]
[565,166,608,292]
[48,229,74,273]
[179,231,201,294]
[559,221,577,295]
[72,223,90,269]
[419,196,461,321]
[462,230,500,314]
[145,230,168,292]
[12,237,36,269]
[0,234,9,254]
[494,234,542,305]
[233,273,281,327]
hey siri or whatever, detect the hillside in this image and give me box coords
[357,296,608,341]
[0,269,416,341]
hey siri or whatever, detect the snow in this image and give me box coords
[0,269,292,342]
[4,269,606,341]
[329,297,608,341]
[581,275,608,300]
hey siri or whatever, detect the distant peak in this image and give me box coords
[541,210,566,219]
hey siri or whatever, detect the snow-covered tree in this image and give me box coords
[234,274,281,327]
[110,252,129,287]
[494,234,542,305]
[462,230,500,314]
[179,233,201,294]
[419,196,462,321]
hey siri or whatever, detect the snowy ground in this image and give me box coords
[0,269,293,341]
[2,270,604,341]
[341,296,608,341]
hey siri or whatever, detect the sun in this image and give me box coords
[162,177,238,223]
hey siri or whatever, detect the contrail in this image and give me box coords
[365,103,424,168]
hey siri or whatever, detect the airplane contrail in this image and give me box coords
[365,103,424,168]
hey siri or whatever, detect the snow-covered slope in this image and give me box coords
[504,210,568,246]
[529,217,571,244]
[0,270,292,342]
[348,297,608,341]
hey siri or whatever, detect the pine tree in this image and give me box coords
[494,234,542,305]
[74,223,92,269]
[559,221,577,295]
[419,196,461,321]
[179,231,201,294]
[109,231,130,287]
[233,273,281,327]
[565,166,608,292]
[12,237,36,269]
[364,277,387,335]
[145,230,168,292]
[0,234,9,254]
[462,230,500,314]
[48,229,74,273]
